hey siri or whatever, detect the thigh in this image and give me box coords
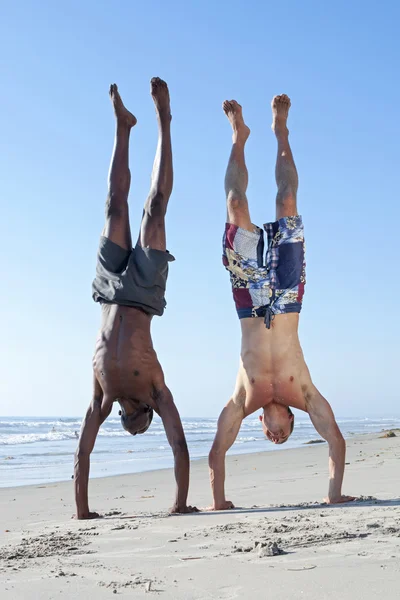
[138,212,166,251]
[226,198,254,232]
[275,189,298,220]
[102,194,132,251]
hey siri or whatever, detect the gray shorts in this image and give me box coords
[92,236,174,316]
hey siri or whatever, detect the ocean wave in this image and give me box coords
[0,428,134,445]
[0,420,82,429]
[235,437,258,444]
[0,432,79,445]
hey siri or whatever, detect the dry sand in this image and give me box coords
[1,431,400,599]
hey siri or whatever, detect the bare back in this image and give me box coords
[236,314,311,415]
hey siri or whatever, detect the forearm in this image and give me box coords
[74,451,90,518]
[327,434,346,500]
[172,440,190,509]
[209,450,227,508]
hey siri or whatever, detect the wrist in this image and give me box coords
[76,510,89,519]
[76,501,89,518]
[175,494,188,508]
[328,485,342,502]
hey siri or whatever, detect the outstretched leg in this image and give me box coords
[102,84,137,250]
[139,78,173,251]
[223,100,252,231]
[271,94,299,219]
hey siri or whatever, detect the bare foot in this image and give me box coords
[223,100,250,143]
[271,94,291,135]
[323,495,356,505]
[109,84,137,128]
[206,500,235,511]
[150,77,171,121]
[169,504,200,515]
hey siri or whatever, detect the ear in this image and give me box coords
[259,414,263,422]
[288,412,294,422]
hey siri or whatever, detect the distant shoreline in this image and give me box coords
[1,429,395,491]
[2,416,400,488]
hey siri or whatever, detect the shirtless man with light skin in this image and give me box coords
[208,95,355,510]
[74,79,196,518]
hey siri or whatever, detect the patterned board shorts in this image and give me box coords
[222,215,306,328]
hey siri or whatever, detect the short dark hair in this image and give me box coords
[288,407,295,435]
[119,404,153,435]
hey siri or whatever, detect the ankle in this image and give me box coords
[156,110,172,125]
[274,124,289,139]
[116,120,133,132]
[232,131,248,144]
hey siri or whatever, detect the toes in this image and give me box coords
[110,83,120,99]
[223,100,241,113]
[272,94,291,108]
[110,84,120,101]
[150,77,169,100]
[151,76,167,88]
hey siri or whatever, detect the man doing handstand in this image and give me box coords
[74,79,196,518]
[209,94,354,510]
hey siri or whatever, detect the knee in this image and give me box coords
[227,191,248,213]
[105,192,129,219]
[144,192,167,218]
[209,444,222,463]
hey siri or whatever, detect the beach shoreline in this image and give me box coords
[1,430,400,599]
[0,430,374,493]
[2,415,400,489]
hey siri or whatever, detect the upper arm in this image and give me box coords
[211,399,244,455]
[76,401,102,456]
[155,388,187,453]
[77,377,108,456]
[306,387,342,443]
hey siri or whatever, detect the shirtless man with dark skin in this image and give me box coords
[208,95,355,510]
[74,78,196,519]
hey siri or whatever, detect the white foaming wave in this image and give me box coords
[0,420,82,429]
[1,432,78,445]
[181,422,217,430]
[0,429,133,445]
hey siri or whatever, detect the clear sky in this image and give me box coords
[1,0,399,418]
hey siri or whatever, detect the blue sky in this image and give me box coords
[1,0,399,418]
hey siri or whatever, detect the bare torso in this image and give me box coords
[235,314,311,415]
[93,304,164,407]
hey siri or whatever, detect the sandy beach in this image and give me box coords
[1,430,400,599]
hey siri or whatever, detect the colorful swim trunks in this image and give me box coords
[222,215,306,328]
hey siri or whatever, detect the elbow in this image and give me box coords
[74,447,89,466]
[328,430,345,449]
[334,429,345,444]
[328,422,345,445]
[209,446,224,467]
[172,438,188,457]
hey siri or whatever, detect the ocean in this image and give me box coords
[1,415,399,488]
